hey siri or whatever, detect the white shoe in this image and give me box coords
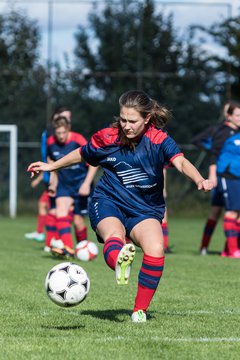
[131,310,147,323]
[43,246,51,253]
[200,248,208,256]
[50,238,64,249]
[115,243,136,285]
[24,231,45,242]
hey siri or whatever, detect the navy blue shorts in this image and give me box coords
[88,197,164,243]
[211,186,224,207]
[49,194,88,216]
[217,177,240,211]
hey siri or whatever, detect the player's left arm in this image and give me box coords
[27,148,82,178]
[78,165,99,196]
[171,155,213,191]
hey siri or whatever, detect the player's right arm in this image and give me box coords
[27,148,82,178]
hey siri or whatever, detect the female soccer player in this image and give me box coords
[46,115,97,257]
[208,102,240,258]
[28,90,213,322]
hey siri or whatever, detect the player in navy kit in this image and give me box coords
[28,90,213,322]
[47,116,97,258]
[208,102,240,258]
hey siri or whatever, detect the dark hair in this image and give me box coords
[112,90,171,147]
[226,102,240,116]
[52,116,70,130]
[50,106,71,122]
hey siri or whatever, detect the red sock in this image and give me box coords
[103,237,124,270]
[133,254,165,313]
[223,216,238,255]
[200,218,217,249]
[161,222,169,249]
[237,221,240,249]
[75,226,87,243]
[56,216,73,248]
[37,214,46,233]
[45,214,57,247]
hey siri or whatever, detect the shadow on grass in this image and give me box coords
[80,309,156,322]
[80,308,130,322]
[41,324,85,330]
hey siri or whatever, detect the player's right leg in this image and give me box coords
[130,218,165,322]
[89,199,136,284]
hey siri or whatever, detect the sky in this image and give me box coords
[0,0,239,68]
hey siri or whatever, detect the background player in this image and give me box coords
[24,172,49,242]
[208,102,240,258]
[46,115,97,258]
[192,103,229,255]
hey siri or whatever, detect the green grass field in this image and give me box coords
[1,216,240,360]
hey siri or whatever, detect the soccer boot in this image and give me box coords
[115,243,136,285]
[131,310,147,323]
[51,246,75,260]
[43,246,51,253]
[50,238,64,249]
[200,247,208,256]
[24,231,45,242]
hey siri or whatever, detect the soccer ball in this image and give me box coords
[75,240,99,261]
[45,262,90,307]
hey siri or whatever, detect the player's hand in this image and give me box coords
[27,162,51,178]
[208,175,218,188]
[78,182,91,196]
[197,179,213,192]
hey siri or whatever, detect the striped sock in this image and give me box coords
[200,218,217,249]
[75,226,87,243]
[103,237,124,270]
[223,216,238,255]
[45,214,57,247]
[161,222,169,250]
[133,254,165,312]
[56,216,73,248]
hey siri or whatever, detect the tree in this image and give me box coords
[194,15,240,101]
[0,10,47,141]
[72,0,219,142]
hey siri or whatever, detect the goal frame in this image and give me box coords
[0,125,18,218]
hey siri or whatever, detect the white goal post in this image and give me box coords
[0,125,18,218]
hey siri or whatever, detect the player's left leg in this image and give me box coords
[130,218,165,322]
[52,196,75,259]
[73,196,88,243]
[25,191,49,242]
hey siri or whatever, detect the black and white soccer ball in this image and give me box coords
[45,262,90,307]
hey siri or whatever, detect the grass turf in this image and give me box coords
[0,216,240,360]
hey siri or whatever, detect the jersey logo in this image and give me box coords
[107,157,116,161]
[116,168,148,185]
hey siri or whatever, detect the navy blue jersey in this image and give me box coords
[47,131,88,192]
[209,123,240,178]
[81,126,182,217]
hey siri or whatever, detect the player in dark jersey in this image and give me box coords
[192,103,229,255]
[28,90,213,322]
[47,116,97,258]
[208,102,240,258]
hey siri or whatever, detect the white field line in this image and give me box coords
[97,336,240,343]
